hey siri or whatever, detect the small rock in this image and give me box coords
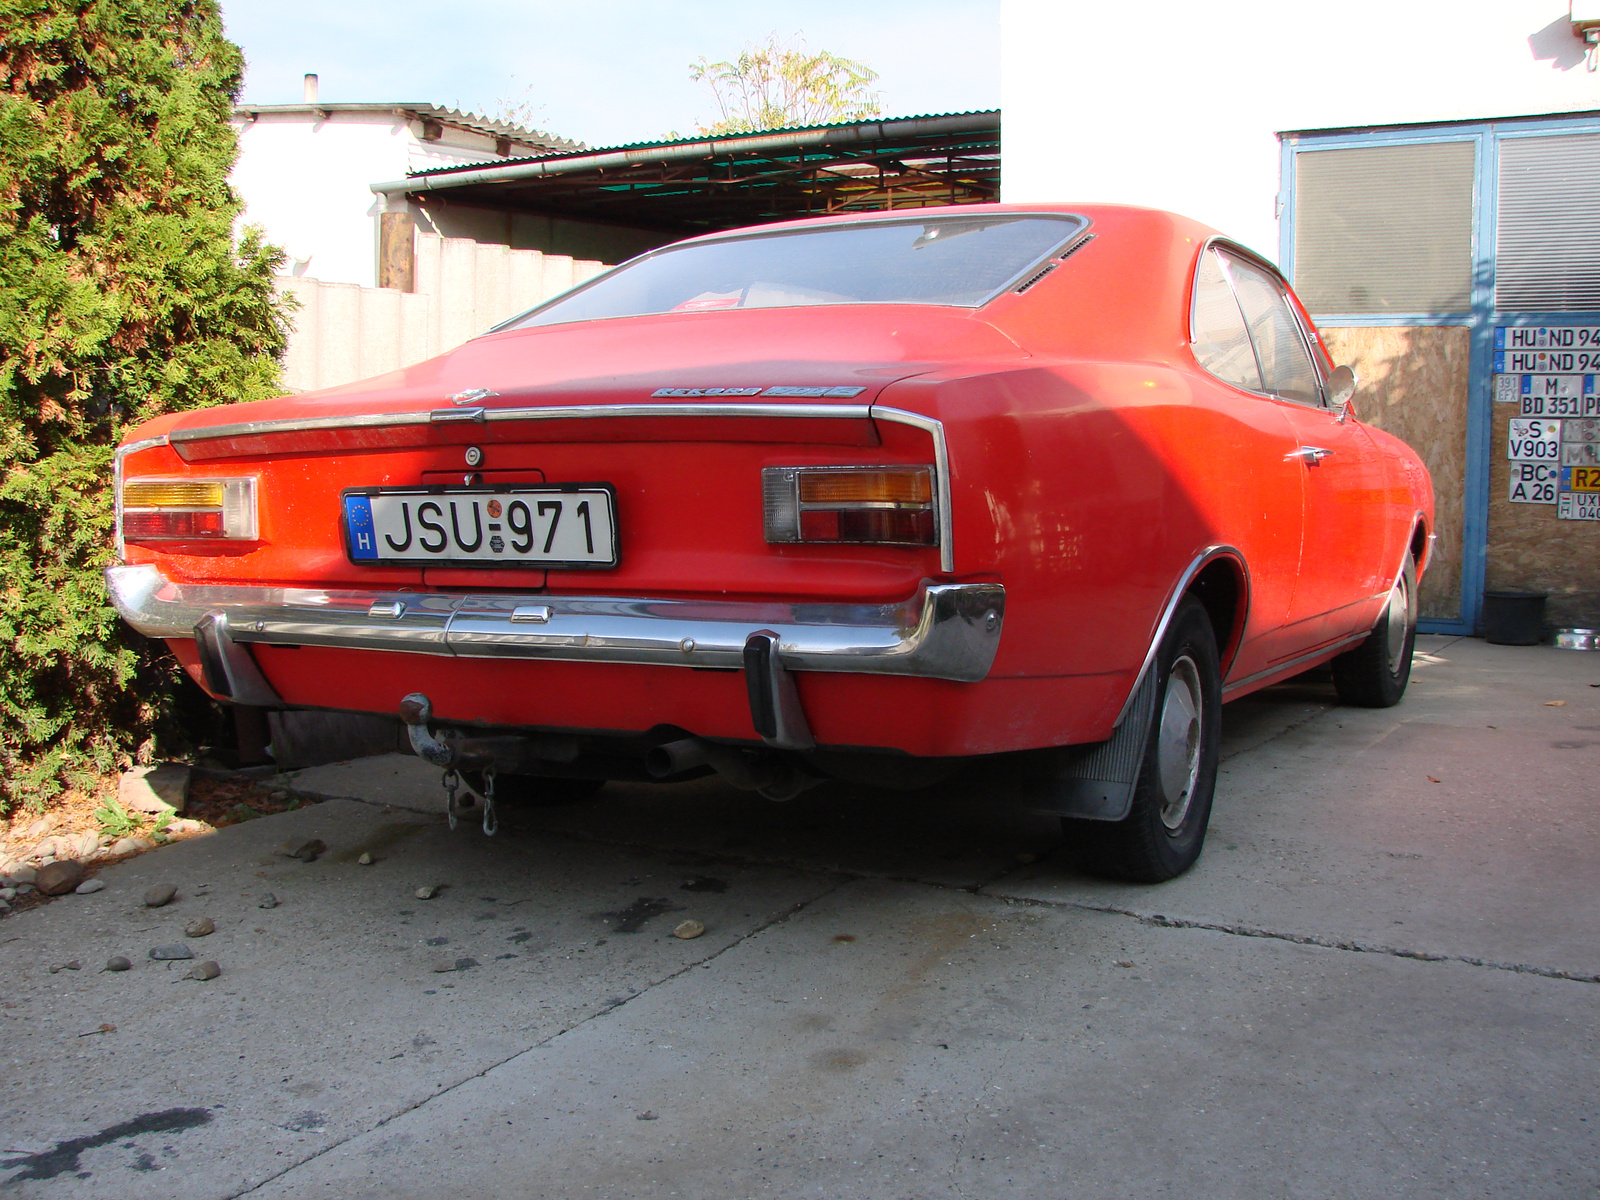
[25,817,52,839]
[671,919,705,940]
[415,886,439,900]
[7,864,37,886]
[15,883,35,895]
[258,893,279,909]
[184,960,220,981]
[98,834,116,848]
[64,960,81,971]
[144,883,177,908]
[74,878,105,895]
[104,956,132,972]
[149,944,194,961]
[636,1111,658,1121]
[71,831,99,860]
[276,838,325,863]
[0,898,9,912]
[35,860,87,896]
[430,957,457,973]
[0,887,14,902]
[166,818,204,835]
[112,836,156,856]
[357,852,374,866]
[1115,960,1135,968]
[119,762,190,814]
[184,917,215,938]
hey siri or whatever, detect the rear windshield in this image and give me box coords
[502,214,1085,329]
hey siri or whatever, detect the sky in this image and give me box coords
[220,0,1001,149]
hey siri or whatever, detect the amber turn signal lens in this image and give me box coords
[122,481,226,508]
[797,470,932,506]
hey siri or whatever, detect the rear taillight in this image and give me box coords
[762,466,937,546]
[121,478,257,541]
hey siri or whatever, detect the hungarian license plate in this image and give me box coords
[342,487,617,567]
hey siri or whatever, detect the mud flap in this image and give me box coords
[1032,667,1157,822]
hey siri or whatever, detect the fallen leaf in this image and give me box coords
[1427,776,1441,783]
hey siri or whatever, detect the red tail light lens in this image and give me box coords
[763,466,937,546]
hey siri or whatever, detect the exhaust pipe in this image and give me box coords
[646,735,824,801]
[646,737,711,778]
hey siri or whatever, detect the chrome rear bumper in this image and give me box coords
[105,564,1005,684]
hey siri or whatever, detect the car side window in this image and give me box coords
[1222,252,1324,406]
[1191,248,1263,392]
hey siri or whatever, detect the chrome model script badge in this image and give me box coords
[450,388,498,405]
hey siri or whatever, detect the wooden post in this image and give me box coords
[379,209,416,292]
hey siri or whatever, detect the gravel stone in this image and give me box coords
[71,831,99,859]
[671,919,706,940]
[7,865,36,886]
[35,860,87,896]
[184,917,215,938]
[15,883,34,895]
[149,944,194,961]
[103,956,132,972]
[113,837,156,856]
[74,879,105,895]
[143,883,177,908]
[0,887,14,901]
[258,893,279,909]
[358,852,374,865]
[415,886,439,900]
[276,838,326,862]
[184,960,221,981]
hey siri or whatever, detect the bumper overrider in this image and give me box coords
[105,563,1005,748]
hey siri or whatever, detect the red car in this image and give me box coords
[107,204,1433,881]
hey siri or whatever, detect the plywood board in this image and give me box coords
[1323,326,1470,621]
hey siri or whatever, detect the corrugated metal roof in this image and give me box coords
[406,109,1000,178]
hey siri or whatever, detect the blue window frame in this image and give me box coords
[1280,112,1600,635]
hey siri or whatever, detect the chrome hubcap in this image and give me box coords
[1384,572,1412,674]
[1156,655,1203,831]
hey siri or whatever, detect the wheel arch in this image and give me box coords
[1113,544,1249,728]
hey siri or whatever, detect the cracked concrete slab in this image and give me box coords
[244,880,1600,1200]
[1,635,1595,1198]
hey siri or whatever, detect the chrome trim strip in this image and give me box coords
[1220,631,1368,699]
[157,401,957,572]
[1113,545,1243,728]
[106,565,1005,683]
[870,406,954,573]
[113,435,171,560]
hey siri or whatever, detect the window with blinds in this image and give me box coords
[1496,133,1600,313]
[1292,141,1476,316]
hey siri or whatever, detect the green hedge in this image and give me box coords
[0,1,290,811]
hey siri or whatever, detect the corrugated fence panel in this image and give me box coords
[1294,141,1476,316]
[1496,132,1600,313]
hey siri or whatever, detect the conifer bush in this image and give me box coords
[0,1,289,811]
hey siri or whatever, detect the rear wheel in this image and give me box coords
[1331,553,1416,708]
[1063,596,1222,883]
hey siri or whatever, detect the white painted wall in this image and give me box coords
[1003,0,1600,261]
[230,111,526,287]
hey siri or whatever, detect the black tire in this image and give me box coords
[1331,553,1417,708]
[473,773,606,808]
[1062,596,1222,883]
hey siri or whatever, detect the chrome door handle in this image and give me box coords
[1288,445,1334,465]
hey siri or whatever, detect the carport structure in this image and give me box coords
[367,110,1001,289]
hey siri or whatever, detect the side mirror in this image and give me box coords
[1327,363,1357,422]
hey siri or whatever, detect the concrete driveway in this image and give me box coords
[1,635,1596,1199]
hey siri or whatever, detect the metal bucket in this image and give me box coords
[1553,628,1600,650]
[1482,590,1547,646]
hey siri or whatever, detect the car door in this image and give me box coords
[1222,250,1391,648]
[1188,245,1307,679]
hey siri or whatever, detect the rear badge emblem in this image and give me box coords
[464,446,483,468]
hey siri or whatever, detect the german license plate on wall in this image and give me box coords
[342,487,617,567]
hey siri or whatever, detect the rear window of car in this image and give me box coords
[501,214,1087,329]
